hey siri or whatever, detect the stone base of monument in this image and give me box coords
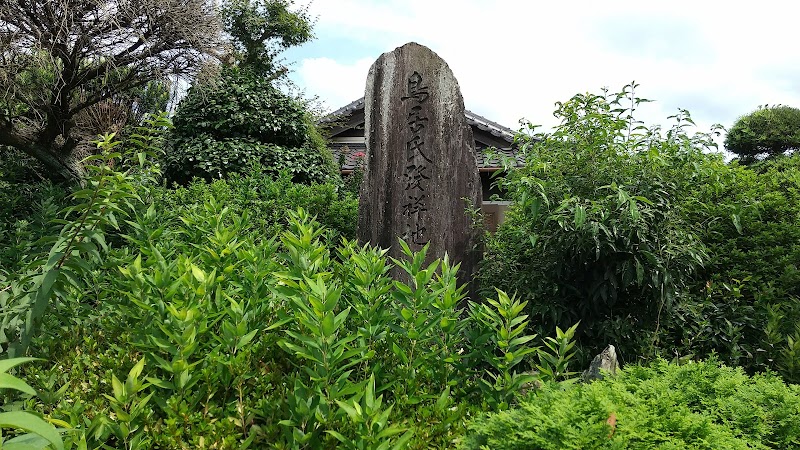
[581,345,620,382]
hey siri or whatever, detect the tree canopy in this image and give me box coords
[0,0,221,182]
[165,67,337,185]
[725,105,800,162]
[221,0,314,77]
[164,1,331,186]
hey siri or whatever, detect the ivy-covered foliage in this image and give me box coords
[725,105,800,162]
[165,67,338,185]
[463,359,800,449]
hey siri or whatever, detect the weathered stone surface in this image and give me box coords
[358,42,481,295]
[582,345,620,382]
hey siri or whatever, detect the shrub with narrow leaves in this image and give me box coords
[462,359,800,450]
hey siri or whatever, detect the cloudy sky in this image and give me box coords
[284,0,800,151]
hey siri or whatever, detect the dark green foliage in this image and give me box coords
[172,70,308,147]
[2,123,587,449]
[342,165,366,198]
[725,105,800,162]
[221,0,314,77]
[482,84,800,380]
[1,116,167,358]
[0,149,68,275]
[0,358,65,449]
[166,68,338,185]
[667,154,800,376]
[481,85,711,363]
[155,166,358,241]
[463,360,800,450]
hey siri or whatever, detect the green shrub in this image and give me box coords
[153,165,358,242]
[0,358,64,450]
[666,154,800,377]
[24,206,496,448]
[5,127,576,447]
[482,85,800,379]
[481,85,712,363]
[165,67,338,185]
[463,359,800,449]
[0,147,71,275]
[725,105,800,162]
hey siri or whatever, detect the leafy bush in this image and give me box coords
[1,115,167,359]
[153,165,358,242]
[22,206,571,448]
[481,85,713,363]
[1,123,584,449]
[0,147,71,276]
[667,154,800,377]
[725,105,800,162]
[463,359,800,449]
[482,85,800,380]
[0,358,64,450]
[165,67,338,185]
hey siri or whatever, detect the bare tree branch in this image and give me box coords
[0,0,222,182]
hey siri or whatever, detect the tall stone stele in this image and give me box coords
[358,42,481,296]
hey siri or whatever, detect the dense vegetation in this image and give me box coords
[725,105,800,162]
[0,120,584,448]
[465,359,800,449]
[480,84,800,383]
[2,2,800,443]
[0,83,798,448]
[165,67,338,185]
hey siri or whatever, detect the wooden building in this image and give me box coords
[322,98,520,230]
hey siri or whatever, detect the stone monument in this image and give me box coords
[358,42,481,296]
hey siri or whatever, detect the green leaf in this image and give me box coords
[731,214,743,234]
[128,358,146,382]
[574,205,586,228]
[0,358,40,375]
[629,199,640,221]
[237,329,259,348]
[321,313,335,336]
[145,377,174,391]
[335,400,361,422]
[390,430,414,450]
[111,374,124,401]
[0,373,37,396]
[0,411,63,450]
[325,430,349,443]
[191,264,205,283]
[434,386,450,412]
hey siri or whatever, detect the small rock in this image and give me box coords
[582,345,619,382]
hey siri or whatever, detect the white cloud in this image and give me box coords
[294,57,373,111]
[292,0,800,148]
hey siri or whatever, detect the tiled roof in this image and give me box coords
[324,98,523,172]
[321,98,365,123]
[331,142,523,172]
[321,97,517,144]
[464,110,516,144]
